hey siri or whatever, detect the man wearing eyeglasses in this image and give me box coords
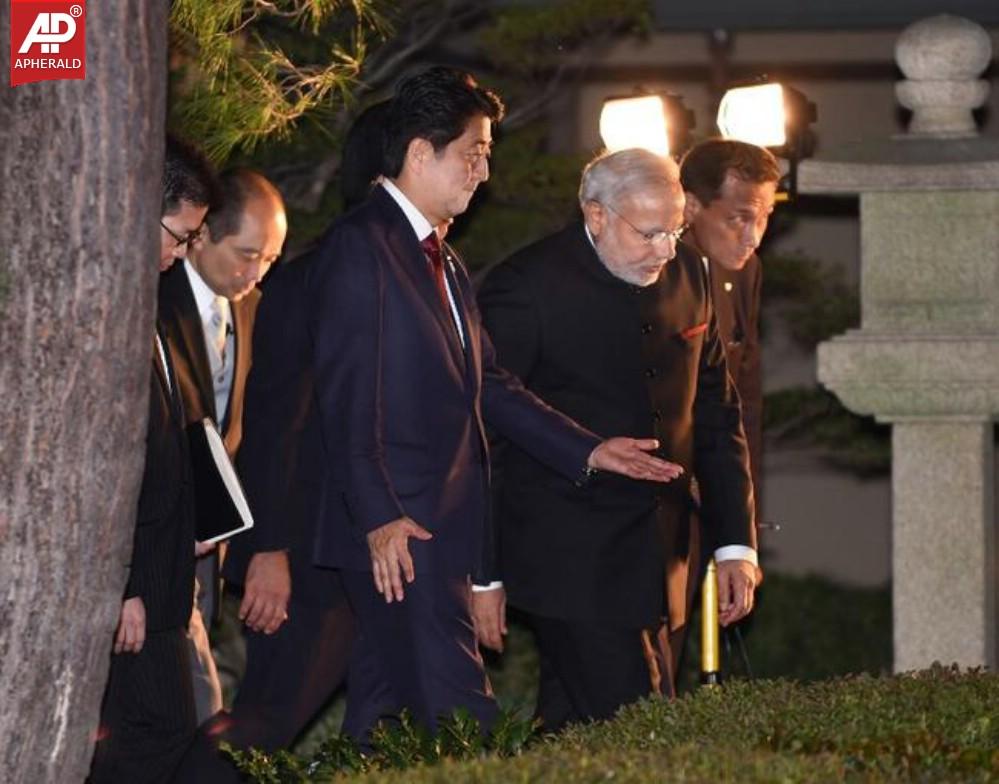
[160,218,205,259]
[91,136,217,784]
[475,148,759,730]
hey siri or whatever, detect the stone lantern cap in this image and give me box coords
[799,14,999,194]
[895,14,991,137]
[895,14,991,82]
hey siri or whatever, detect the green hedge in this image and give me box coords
[232,667,999,782]
[214,572,894,757]
[551,668,999,782]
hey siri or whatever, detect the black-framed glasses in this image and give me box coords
[160,220,204,248]
[603,203,687,246]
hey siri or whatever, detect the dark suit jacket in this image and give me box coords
[158,264,258,620]
[708,253,763,516]
[126,333,196,632]
[478,223,756,630]
[224,256,345,606]
[158,262,257,457]
[301,185,599,581]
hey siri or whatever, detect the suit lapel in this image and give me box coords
[376,190,467,376]
[153,327,184,427]
[441,243,479,392]
[161,267,217,422]
[223,296,254,453]
[152,332,171,399]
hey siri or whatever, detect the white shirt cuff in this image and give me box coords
[713,546,758,567]
[471,581,503,592]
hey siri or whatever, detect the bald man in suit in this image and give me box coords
[158,169,287,722]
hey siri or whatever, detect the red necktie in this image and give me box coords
[420,233,450,313]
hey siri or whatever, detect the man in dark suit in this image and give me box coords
[90,136,216,784]
[679,139,780,509]
[204,106,409,756]
[475,148,760,731]
[174,106,411,782]
[158,169,288,722]
[293,67,681,742]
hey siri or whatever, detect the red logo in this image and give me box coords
[10,1,86,87]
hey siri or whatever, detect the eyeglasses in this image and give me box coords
[160,220,204,249]
[604,203,687,246]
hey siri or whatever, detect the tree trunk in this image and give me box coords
[0,3,167,781]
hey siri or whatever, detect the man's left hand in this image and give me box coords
[588,438,684,483]
[241,550,292,634]
[470,586,507,652]
[114,597,146,654]
[716,559,761,626]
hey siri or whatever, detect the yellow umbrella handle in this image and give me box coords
[701,559,720,685]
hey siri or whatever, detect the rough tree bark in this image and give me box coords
[0,3,167,781]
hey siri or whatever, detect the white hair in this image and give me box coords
[578,148,680,208]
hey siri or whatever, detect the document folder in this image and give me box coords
[188,418,254,544]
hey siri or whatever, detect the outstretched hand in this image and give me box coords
[367,516,433,603]
[588,438,684,483]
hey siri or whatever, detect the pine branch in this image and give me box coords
[168,0,384,161]
[275,0,474,209]
[360,0,477,91]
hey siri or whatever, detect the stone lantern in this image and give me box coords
[798,14,999,671]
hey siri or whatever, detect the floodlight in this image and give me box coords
[717,83,786,147]
[717,80,817,199]
[717,81,816,157]
[599,92,695,158]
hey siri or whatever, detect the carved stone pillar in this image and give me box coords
[799,14,999,670]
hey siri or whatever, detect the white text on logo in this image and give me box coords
[18,13,77,54]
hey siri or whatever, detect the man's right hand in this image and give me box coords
[716,559,761,627]
[367,517,433,603]
[240,550,291,634]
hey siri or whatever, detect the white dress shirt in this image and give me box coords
[183,260,234,424]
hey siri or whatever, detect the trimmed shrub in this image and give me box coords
[230,666,999,782]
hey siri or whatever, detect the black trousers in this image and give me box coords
[529,613,658,733]
[173,595,355,783]
[231,598,355,747]
[89,627,196,784]
[341,570,498,745]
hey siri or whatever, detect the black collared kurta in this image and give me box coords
[479,222,755,630]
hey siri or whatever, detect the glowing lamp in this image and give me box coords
[717,81,816,155]
[716,83,787,147]
[599,95,671,156]
[599,93,694,158]
[717,80,817,200]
